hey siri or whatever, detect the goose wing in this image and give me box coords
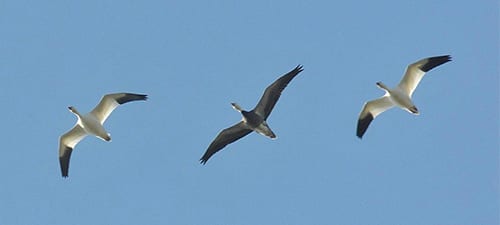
[200,121,252,164]
[398,55,451,97]
[254,65,303,119]
[90,93,148,123]
[357,96,394,138]
[59,125,87,177]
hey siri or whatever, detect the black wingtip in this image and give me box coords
[116,93,148,104]
[59,147,73,178]
[420,55,452,72]
[357,113,374,139]
[295,64,304,73]
[199,152,210,165]
[60,166,69,177]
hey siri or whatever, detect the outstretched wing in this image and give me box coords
[90,93,148,123]
[200,122,252,164]
[398,55,451,97]
[357,96,394,139]
[59,125,87,177]
[254,65,303,119]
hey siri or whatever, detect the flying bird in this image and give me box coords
[59,92,147,177]
[356,55,451,138]
[200,65,304,164]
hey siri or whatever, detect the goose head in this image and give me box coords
[231,103,244,112]
[68,106,82,116]
[376,81,390,92]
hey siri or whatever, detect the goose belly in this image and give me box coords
[81,114,109,140]
[254,121,276,139]
[389,89,414,109]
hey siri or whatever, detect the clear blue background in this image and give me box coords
[0,0,498,224]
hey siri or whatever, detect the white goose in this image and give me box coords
[357,55,451,138]
[59,93,147,177]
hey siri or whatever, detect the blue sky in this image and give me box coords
[0,0,498,224]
